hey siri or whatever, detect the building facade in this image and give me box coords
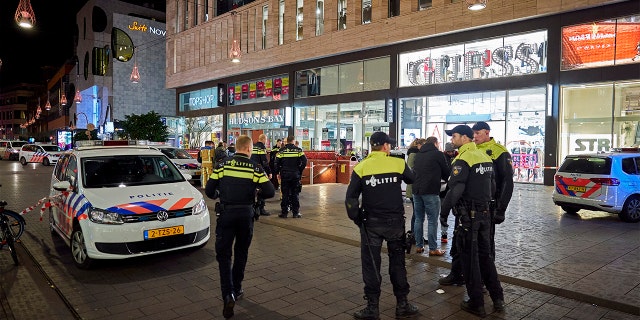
[166,0,639,185]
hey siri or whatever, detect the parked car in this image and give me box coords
[48,141,210,268]
[151,146,202,183]
[552,148,640,223]
[19,144,65,166]
[0,140,28,160]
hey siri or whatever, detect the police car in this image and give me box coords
[48,140,210,269]
[151,145,201,183]
[19,143,65,166]
[552,148,640,223]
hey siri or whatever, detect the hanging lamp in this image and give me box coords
[44,91,51,111]
[465,0,487,11]
[60,82,68,106]
[15,0,36,28]
[229,11,241,63]
[130,48,140,83]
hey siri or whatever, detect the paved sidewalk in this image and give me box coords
[0,182,638,319]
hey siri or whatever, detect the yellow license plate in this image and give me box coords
[567,186,587,193]
[144,225,184,240]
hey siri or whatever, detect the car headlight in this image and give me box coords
[192,199,208,216]
[88,208,124,224]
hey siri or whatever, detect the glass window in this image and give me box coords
[321,65,339,95]
[337,0,346,30]
[560,83,614,162]
[184,0,189,30]
[418,0,432,10]
[339,62,363,94]
[296,0,304,40]
[613,82,640,148]
[111,28,134,62]
[362,0,371,24]
[279,0,285,45]
[316,0,324,36]
[228,75,289,105]
[91,47,108,76]
[389,0,399,17]
[621,158,638,174]
[364,57,390,91]
[262,5,268,49]
[194,0,199,26]
[204,0,209,21]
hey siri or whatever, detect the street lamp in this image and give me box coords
[75,112,95,140]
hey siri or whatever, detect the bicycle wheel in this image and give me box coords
[6,230,18,265]
[2,210,25,240]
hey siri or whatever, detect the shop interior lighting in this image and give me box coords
[466,0,486,10]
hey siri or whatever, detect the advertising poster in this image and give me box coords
[322,128,329,140]
[228,86,235,105]
[257,81,265,98]
[265,79,273,97]
[282,77,289,95]
[241,83,249,99]
[249,82,257,99]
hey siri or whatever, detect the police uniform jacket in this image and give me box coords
[440,142,494,216]
[345,151,415,220]
[275,144,307,181]
[250,141,271,175]
[412,143,450,195]
[205,153,275,205]
[269,145,280,170]
[476,138,514,212]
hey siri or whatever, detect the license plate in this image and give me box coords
[144,225,184,240]
[567,186,587,193]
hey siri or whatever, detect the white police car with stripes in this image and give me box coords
[48,140,210,268]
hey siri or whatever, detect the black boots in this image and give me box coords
[461,299,486,318]
[438,273,464,286]
[354,295,379,320]
[222,293,235,318]
[395,296,419,318]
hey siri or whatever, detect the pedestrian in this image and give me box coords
[205,135,275,319]
[439,125,504,317]
[440,142,457,243]
[227,143,236,157]
[275,135,307,218]
[214,141,228,165]
[251,134,272,216]
[345,131,419,320]
[472,121,514,257]
[405,138,425,243]
[199,140,214,188]
[269,138,282,190]
[412,136,450,255]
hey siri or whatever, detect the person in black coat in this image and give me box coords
[411,136,450,256]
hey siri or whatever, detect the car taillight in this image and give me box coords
[590,178,619,186]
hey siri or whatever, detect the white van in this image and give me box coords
[0,140,28,160]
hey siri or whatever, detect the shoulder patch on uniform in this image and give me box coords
[452,166,462,176]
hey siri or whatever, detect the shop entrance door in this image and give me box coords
[239,128,288,149]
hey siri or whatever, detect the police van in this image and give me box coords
[552,148,640,223]
[48,140,210,268]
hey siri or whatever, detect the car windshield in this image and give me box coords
[558,156,611,174]
[82,155,185,188]
[41,145,63,152]
[160,148,193,160]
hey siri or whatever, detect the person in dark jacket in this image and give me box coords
[269,139,282,190]
[275,136,307,218]
[214,142,228,165]
[411,136,450,255]
[406,138,426,235]
[251,134,272,216]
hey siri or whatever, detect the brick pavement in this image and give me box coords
[0,179,639,319]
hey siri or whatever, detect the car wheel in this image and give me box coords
[70,226,93,269]
[561,206,579,215]
[43,158,50,166]
[620,195,640,223]
[19,157,27,166]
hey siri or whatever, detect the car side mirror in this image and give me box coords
[53,181,71,191]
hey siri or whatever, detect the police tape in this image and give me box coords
[21,193,68,221]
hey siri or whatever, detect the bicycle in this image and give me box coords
[0,184,27,265]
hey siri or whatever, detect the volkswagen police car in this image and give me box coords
[151,145,201,183]
[552,148,640,223]
[48,140,210,268]
[19,143,65,166]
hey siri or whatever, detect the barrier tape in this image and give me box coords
[20,193,68,221]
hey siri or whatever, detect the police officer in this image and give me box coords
[472,121,514,257]
[251,134,272,216]
[269,139,282,190]
[205,135,275,319]
[345,131,419,320]
[275,136,307,218]
[439,125,504,317]
[199,140,214,188]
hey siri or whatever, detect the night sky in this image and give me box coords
[0,0,165,88]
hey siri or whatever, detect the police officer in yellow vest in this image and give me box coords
[199,140,214,188]
[250,134,272,216]
[439,125,504,317]
[472,121,514,257]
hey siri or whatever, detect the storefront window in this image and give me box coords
[364,57,390,91]
[339,62,363,94]
[179,87,220,111]
[229,74,289,106]
[227,108,288,147]
[184,114,223,149]
[614,82,640,148]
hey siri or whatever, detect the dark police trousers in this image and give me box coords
[215,205,255,297]
[359,217,410,298]
[280,179,300,214]
[456,207,503,307]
